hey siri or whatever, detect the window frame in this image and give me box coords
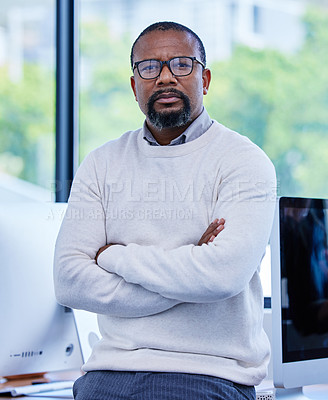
[55,0,79,202]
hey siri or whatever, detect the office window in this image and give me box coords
[0,0,55,200]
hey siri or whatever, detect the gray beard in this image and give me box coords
[147,90,191,130]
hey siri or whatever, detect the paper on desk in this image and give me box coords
[27,388,73,398]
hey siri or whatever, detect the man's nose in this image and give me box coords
[156,64,177,85]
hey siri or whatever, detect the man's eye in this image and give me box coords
[173,59,191,69]
[146,65,157,71]
[141,63,158,73]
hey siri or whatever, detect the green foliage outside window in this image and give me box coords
[205,7,328,197]
[0,64,54,187]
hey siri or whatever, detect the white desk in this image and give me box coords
[2,374,328,399]
[0,371,80,399]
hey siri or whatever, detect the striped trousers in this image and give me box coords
[73,371,255,400]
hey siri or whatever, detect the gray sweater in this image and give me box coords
[54,118,276,386]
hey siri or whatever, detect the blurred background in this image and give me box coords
[1,0,328,200]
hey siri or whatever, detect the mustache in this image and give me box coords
[148,89,186,104]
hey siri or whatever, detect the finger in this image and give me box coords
[200,228,220,245]
[198,218,225,245]
[203,220,225,244]
[215,224,224,235]
[216,219,225,230]
[199,219,219,240]
[211,218,224,228]
[206,218,225,236]
[207,225,225,243]
[208,235,216,242]
[207,218,219,231]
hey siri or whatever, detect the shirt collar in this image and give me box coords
[143,108,213,146]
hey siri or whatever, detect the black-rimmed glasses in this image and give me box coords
[133,56,205,80]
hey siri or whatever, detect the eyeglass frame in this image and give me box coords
[132,56,205,80]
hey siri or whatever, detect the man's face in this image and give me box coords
[130,30,211,132]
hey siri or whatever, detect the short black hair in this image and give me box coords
[130,21,206,69]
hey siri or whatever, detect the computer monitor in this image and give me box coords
[0,202,83,379]
[271,196,328,399]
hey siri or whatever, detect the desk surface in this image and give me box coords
[2,375,328,399]
[0,371,80,399]
[256,380,328,399]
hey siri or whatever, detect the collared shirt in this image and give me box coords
[143,108,213,146]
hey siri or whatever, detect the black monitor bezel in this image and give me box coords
[279,196,328,363]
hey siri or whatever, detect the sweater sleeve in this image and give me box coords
[97,150,277,303]
[53,152,181,317]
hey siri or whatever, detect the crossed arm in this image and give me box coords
[95,218,225,263]
[53,153,227,318]
[54,212,225,318]
[55,150,275,315]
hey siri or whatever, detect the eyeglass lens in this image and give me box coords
[138,57,194,79]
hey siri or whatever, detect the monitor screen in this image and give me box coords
[279,197,328,363]
[0,202,83,378]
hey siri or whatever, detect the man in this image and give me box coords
[54,21,276,400]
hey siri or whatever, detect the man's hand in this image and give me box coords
[197,218,225,246]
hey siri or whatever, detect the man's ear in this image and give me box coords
[130,76,138,101]
[202,68,211,95]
